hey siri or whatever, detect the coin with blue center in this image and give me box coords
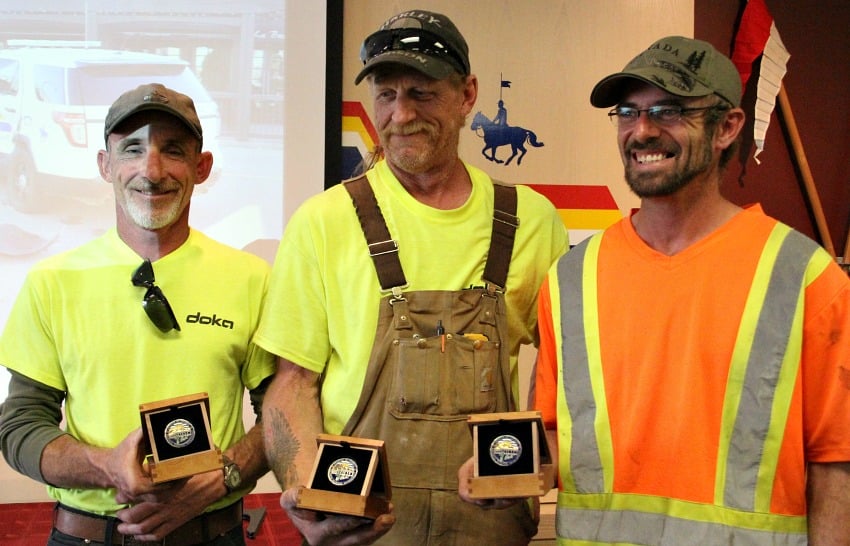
[489,434,522,467]
[328,457,359,486]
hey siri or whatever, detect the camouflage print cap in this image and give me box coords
[104,83,203,145]
[355,9,470,85]
[590,36,742,108]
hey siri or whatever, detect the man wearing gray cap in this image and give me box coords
[0,83,275,544]
[506,36,850,544]
[256,8,566,545]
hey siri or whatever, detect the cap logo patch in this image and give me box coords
[652,60,697,94]
[684,50,707,75]
[143,90,169,104]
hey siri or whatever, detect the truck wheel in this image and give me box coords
[7,148,40,212]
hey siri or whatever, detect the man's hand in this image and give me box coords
[457,456,524,510]
[281,486,394,546]
[107,428,158,504]
[115,468,224,541]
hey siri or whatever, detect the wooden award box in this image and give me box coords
[139,392,223,484]
[296,434,391,519]
[466,411,554,499]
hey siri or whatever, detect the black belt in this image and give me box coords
[53,500,242,545]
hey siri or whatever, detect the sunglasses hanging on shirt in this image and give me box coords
[131,259,181,333]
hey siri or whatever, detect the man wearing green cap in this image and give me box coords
[256,8,567,546]
[463,35,850,544]
[0,83,275,544]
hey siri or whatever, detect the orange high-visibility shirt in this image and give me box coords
[535,205,850,515]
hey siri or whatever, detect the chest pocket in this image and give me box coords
[387,289,505,420]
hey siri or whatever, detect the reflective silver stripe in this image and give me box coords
[557,236,604,492]
[723,228,817,510]
[556,504,807,545]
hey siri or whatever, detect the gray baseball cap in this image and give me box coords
[590,36,742,108]
[104,83,203,145]
[355,10,470,85]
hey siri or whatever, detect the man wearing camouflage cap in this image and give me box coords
[0,83,276,545]
[257,8,567,545]
[492,35,850,544]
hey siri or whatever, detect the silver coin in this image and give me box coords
[164,418,196,448]
[328,457,359,486]
[489,434,522,467]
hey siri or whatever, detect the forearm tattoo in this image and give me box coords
[265,407,301,488]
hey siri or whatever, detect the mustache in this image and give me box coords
[385,121,436,137]
[626,138,659,152]
[130,179,175,193]
[626,138,678,155]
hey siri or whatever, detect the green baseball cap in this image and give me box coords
[590,36,742,108]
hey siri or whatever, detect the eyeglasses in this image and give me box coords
[131,259,181,333]
[607,104,728,128]
[360,28,469,75]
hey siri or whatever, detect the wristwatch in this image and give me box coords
[222,455,242,493]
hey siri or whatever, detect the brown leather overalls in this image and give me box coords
[339,177,537,545]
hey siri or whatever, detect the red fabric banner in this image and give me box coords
[731,0,773,88]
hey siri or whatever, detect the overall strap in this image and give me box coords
[344,176,407,291]
[344,176,519,291]
[483,182,519,289]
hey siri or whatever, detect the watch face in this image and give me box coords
[225,463,242,489]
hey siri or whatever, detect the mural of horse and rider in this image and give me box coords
[471,80,544,166]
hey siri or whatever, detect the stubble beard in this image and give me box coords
[388,144,434,174]
[120,185,185,230]
[624,136,714,198]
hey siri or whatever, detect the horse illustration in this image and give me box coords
[470,111,544,166]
